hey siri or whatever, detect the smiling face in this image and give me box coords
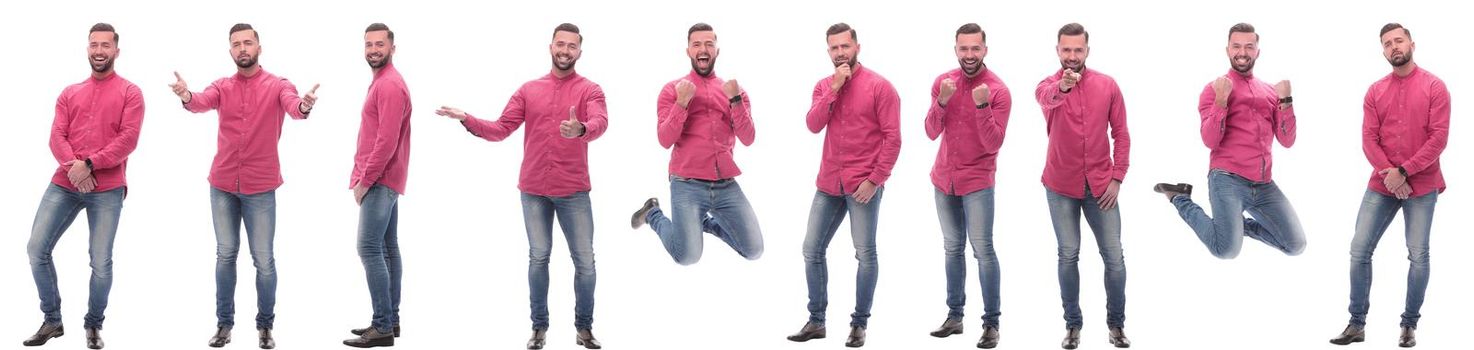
[955,32,986,76]
[1381,27,1414,68]
[1226,32,1259,74]
[1056,34,1088,71]
[87,31,118,74]
[364,30,394,69]
[550,30,582,72]
[687,30,719,76]
[229,29,260,69]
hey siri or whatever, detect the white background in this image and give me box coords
[0,0,1467,349]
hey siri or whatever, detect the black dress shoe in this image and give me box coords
[787,322,826,342]
[526,329,546,350]
[1109,327,1131,348]
[351,324,400,337]
[845,326,866,348]
[977,325,999,349]
[209,326,231,348]
[1152,183,1193,200]
[22,322,63,346]
[1330,324,1365,345]
[85,327,103,349]
[930,318,963,338]
[575,329,601,349]
[259,329,275,349]
[631,198,659,229]
[1061,327,1081,349]
[343,327,394,348]
[1399,326,1416,348]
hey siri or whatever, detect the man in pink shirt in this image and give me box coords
[923,23,1008,349]
[1036,23,1131,350]
[435,23,606,350]
[24,23,143,350]
[787,23,901,349]
[628,23,763,266]
[343,23,412,349]
[1153,23,1306,261]
[1329,23,1448,349]
[169,23,318,350]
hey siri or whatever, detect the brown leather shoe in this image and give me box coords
[787,322,826,342]
[930,318,962,338]
[1061,327,1081,349]
[977,325,999,349]
[351,324,400,337]
[259,329,275,349]
[1330,324,1365,345]
[342,327,394,348]
[844,326,866,348]
[84,327,103,349]
[526,329,546,349]
[21,322,63,346]
[575,329,601,349]
[1109,327,1131,348]
[1400,326,1416,348]
[1153,183,1193,201]
[631,198,659,229]
[208,326,231,348]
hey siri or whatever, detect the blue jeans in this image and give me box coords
[1348,190,1436,329]
[1170,170,1307,258]
[210,187,278,330]
[934,188,1000,326]
[27,184,125,329]
[522,191,596,331]
[1046,187,1126,329]
[802,187,883,328]
[645,176,764,265]
[356,185,403,334]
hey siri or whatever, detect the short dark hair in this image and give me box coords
[554,23,582,44]
[1228,22,1258,41]
[1380,23,1411,40]
[956,23,985,42]
[688,22,715,41]
[826,22,856,42]
[1057,23,1088,43]
[229,23,258,40]
[89,23,117,44]
[365,23,394,42]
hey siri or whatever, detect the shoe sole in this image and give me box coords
[1331,336,1365,345]
[342,339,394,348]
[931,328,963,338]
[787,334,826,342]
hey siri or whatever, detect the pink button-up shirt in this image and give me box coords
[351,64,413,195]
[182,68,308,194]
[1197,70,1296,183]
[51,73,144,193]
[926,67,1011,196]
[1363,66,1449,197]
[656,70,754,181]
[1036,68,1130,199]
[806,64,902,196]
[462,71,608,197]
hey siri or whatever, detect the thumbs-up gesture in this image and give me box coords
[972,83,991,107]
[938,78,956,106]
[1212,75,1233,107]
[722,79,741,100]
[299,83,320,114]
[675,79,696,108]
[559,106,585,138]
[169,71,192,102]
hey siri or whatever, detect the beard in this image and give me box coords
[553,53,578,71]
[1230,55,1255,74]
[89,55,115,73]
[235,54,258,69]
[832,54,857,68]
[1059,59,1084,72]
[366,53,390,69]
[959,57,983,76]
[691,55,715,76]
[1388,51,1411,67]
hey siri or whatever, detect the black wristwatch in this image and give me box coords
[1278,96,1293,104]
[85,158,93,171]
[976,102,990,110]
[729,95,743,104]
[1398,166,1408,177]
